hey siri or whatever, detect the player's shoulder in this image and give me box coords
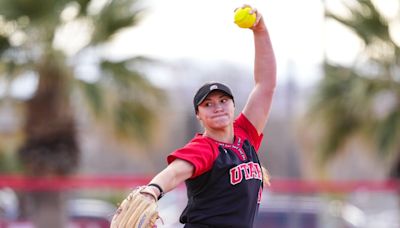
[234,113,250,125]
[233,113,249,133]
[186,134,217,149]
[170,134,219,163]
[234,113,264,150]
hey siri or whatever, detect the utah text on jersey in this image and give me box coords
[229,161,262,185]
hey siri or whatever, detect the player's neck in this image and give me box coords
[203,126,234,144]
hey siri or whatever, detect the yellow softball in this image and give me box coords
[234,6,256,28]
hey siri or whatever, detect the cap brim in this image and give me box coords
[196,89,233,106]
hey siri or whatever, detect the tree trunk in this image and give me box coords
[18,55,79,228]
[26,191,68,228]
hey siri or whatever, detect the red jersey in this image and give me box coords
[167,113,264,228]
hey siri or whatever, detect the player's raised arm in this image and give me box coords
[241,8,277,134]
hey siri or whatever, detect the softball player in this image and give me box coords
[141,7,276,228]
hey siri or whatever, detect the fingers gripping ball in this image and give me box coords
[234,6,256,28]
[110,186,161,228]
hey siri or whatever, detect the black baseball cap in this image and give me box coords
[193,82,234,113]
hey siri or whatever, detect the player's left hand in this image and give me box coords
[110,186,162,228]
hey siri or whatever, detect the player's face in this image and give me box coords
[196,91,235,130]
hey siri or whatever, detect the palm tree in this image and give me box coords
[0,0,164,227]
[308,0,400,176]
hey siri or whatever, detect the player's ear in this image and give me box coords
[196,114,204,127]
